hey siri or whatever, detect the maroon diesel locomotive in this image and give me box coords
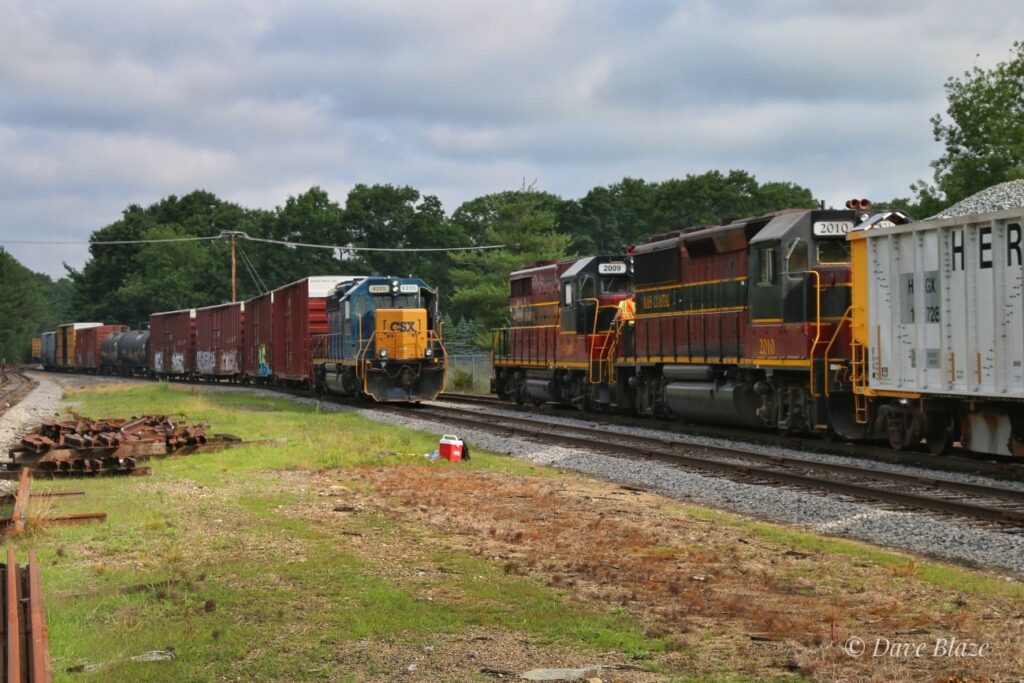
[492,206,865,437]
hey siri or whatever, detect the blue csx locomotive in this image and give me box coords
[312,276,447,401]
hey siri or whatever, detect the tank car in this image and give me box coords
[491,256,631,408]
[313,276,446,402]
[101,329,151,376]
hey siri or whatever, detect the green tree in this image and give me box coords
[0,249,49,362]
[449,190,569,341]
[342,184,462,305]
[931,42,1024,203]
[889,42,1024,214]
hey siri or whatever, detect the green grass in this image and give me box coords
[17,384,661,681]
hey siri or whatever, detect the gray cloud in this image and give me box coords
[2,0,1023,277]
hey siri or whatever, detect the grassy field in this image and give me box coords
[9,381,1023,682]
[17,384,670,682]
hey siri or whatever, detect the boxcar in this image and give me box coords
[149,309,196,376]
[40,332,56,370]
[195,301,245,380]
[55,323,101,369]
[244,291,273,383]
[75,325,128,371]
[271,276,354,385]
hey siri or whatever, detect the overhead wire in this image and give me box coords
[0,231,504,252]
[235,240,268,294]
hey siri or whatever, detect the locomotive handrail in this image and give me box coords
[807,270,823,398]
[822,305,856,397]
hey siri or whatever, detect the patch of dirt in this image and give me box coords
[272,466,1024,683]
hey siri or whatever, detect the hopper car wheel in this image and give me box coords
[924,413,954,456]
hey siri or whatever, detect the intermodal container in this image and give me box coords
[55,323,102,368]
[244,291,274,381]
[271,276,350,384]
[75,324,129,370]
[149,309,196,375]
[195,301,245,378]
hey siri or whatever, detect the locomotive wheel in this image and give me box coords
[924,413,954,456]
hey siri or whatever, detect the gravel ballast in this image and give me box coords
[930,178,1024,219]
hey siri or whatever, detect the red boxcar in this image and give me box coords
[244,291,274,382]
[75,324,128,370]
[271,276,348,385]
[149,309,196,376]
[195,302,245,379]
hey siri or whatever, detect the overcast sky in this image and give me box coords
[2,0,1022,277]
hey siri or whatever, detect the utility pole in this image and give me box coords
[230,232,237,302]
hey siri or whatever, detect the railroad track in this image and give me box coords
[2,549,52,682]
[0,371,38,419]
[403,401,1024,529]
[439,392,1024,482]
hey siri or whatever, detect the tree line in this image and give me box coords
[2,42,1021,361]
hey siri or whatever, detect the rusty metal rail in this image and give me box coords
[1,468,106,534]
[2,549,52,682]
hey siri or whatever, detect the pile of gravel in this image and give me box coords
[930,178,1024,219]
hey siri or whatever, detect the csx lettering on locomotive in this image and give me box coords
[389,321,417,333]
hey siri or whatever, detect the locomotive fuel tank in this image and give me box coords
[661,365,764,427]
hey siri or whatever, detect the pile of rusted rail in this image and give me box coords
[5,415,209,477]
[2,549,52,682]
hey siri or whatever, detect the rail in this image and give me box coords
[3,549,53,682]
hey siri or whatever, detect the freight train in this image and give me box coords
[492,204,1024,457]
[37,274,447,403]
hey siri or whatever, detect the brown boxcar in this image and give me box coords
[30,337,42,362]
[244,291,274,382]
[195,302,245,379]
[75,324,129,370]
[149,309,196,376]
[55,323,102,369]
[271,276,348,385]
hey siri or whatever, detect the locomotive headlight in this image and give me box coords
[379,349,388,359]
[391,279,399,293]
[425,348,433,357]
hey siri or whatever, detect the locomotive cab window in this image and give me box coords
[786,239,808,277]
[756,247,777,286]
[579,275,596,299]
[601,275,630,293]
[563,283,573,306]
[817,240,851,264]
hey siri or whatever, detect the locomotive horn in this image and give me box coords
[845,199,858,209]
[858,198,872,210]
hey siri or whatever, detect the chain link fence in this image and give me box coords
[444,354,492,394]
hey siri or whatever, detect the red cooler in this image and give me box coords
[439,435,464,462]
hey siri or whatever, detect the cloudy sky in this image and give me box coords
[2,0,1022,277]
